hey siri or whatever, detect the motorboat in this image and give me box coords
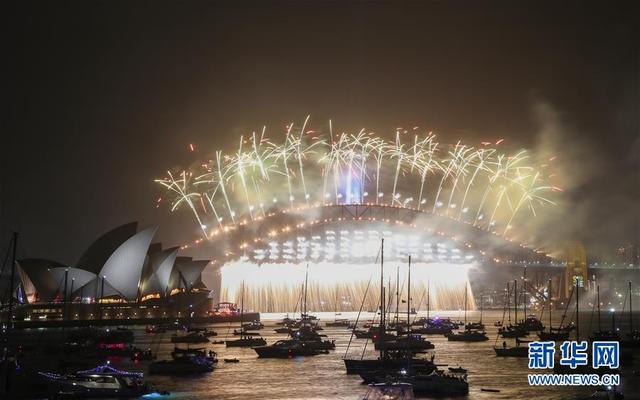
[225,335,267,347]
[39,363,149,398]
[171,347,218,364]
[149,353,214,374]
[290,325,336,350]
[253,339,326,358]
[361,382,414,400]
[446,329,489,342]
[241,320,264,330]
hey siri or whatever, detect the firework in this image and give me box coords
[156,118,557,241]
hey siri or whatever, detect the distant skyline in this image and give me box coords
[4,1,638,265]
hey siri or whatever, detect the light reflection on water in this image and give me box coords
[119,311,639,400]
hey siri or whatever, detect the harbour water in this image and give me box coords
[12,310,640,399]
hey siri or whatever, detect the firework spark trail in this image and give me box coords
[156,118,557,241]
[155,171,208,237]
[458,148,493,220]
[390,132,405,206]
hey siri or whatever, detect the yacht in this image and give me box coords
[290,325,336,350]
[253,339,326,358]
[39,363,149,398]
[367,369,468,397]
[374,334,434,351]
[225,335,267,347]
[149,353,215,374]
[344,352,436,376]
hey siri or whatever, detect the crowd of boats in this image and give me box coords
[2,240,638,398]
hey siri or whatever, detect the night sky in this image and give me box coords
[4,1,639,265]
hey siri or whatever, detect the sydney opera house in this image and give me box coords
[12,222,216,324]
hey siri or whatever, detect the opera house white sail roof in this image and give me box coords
[16,222,210,303]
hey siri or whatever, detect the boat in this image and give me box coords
[590,285,621,342]
[228,281,267,346]
[499,281,528,338]
[412,284,454,335]
[494,339,530,357]
[233,328,262,336]
[412,322,452,335]
[447,329,489,342]
[446,285,488,342]
[290,325,336,350]
[226,335,267,347]
[374,333,434,351]
[493,321,503,327]
[464,293,485,331]
[170,332,209,344]
[274,327,292,334]
[499,324,529,338]
[224,358,240,363]
[621,281,639,348]
[538,327,570,341]
[367,369,468,397]
[553,280,619,376]
[171,347,217,363]
[326,318,351,327]
[149,353,215,374]
[39,363,149,398]
[538,280,573,340]
[361,382,414,400]
[345,353,437,376]
[516,268,545,332]
[253,339,326,358]
[518,315,545,332]
[241,320,264,330]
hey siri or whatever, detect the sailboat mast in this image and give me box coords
[480,292,483,325]
[7,232,18,332]
[407,255,411,331]
[548,279,552,330]
[523,266,527,318]
[597,285,601,332]
[379,239,385,361]
[396,266,400,324]
[427,279,430,322]
[629,281,633,334]
[304,264,309,316]
[514,280,518,325]
[240,281,244,326]
[576,279,580,342]
[464,283,468,326]
[507,281,511,325]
